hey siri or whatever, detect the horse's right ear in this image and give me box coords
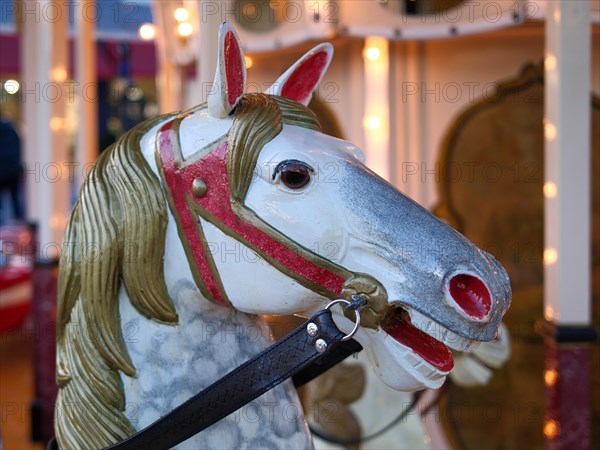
[208,22,246,119]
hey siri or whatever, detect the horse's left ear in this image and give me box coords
[266,43,333,106]
[208,21,246,118]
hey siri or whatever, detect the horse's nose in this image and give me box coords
[447,273,491,320]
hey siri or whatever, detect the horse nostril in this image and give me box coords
[448,274,491,320]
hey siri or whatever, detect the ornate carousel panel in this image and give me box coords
[434,62,599,450]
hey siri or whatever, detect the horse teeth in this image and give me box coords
[415,359,446,379]
[406,309,479,353]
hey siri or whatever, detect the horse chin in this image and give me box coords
[328,319,443,391]
[342,302,486,391]
[376,302,496,390]
[357,325,450,392]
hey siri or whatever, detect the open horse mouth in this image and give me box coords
[381,304,481,373]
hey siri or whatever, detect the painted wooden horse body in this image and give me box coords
[55,23,511,449]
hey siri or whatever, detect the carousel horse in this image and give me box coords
[55,22,511,449]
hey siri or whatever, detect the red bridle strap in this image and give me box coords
[156,117,349,307]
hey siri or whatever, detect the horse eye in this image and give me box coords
[274,160,313,190]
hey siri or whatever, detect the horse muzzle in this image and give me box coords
[338,163,512,345]
[385,249,511,346]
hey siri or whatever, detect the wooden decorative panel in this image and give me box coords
[434,62,600,450]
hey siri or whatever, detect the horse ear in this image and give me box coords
[266,43,333,106]
[208,22,246,118]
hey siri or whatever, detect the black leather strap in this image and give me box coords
[45,337,362,450]
[292,338,362,388]
[106,309,350,450]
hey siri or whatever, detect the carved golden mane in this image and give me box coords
[55,95,320,448]
[56,114,179,448]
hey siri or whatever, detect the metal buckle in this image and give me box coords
[325,299,361,341]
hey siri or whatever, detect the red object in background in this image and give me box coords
[0,35,156,79]
[30,259,59,445]
[0,265,32,332]
[0,224,35,332]
[0,224,59,444]
[538,319,597,450]
[544,341,591,450]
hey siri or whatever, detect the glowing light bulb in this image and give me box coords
[545,54,556,71]
[543,182,557,198]
[174,7,190,22]
[544,369,558,387]
[543,419,560,439]
[51,66,67,82]
[365,47,381,61]
[50,117,64,131]
[364,115,382,130]
[177,22,193,38]
[3,79,20,94]
[139,23,157,41]
[244,56,253,69]
[543,248,558,266]
[553,10,560,23]
[544,122,557,141]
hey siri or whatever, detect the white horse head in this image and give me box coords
[55,22,511,449]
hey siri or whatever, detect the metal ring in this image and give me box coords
[325,299,361,341]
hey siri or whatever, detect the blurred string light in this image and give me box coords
[364,46,381,61]
[544,121,557,140]
[244,56,253,69]
[362,36,389,180]
[177,22,193,38]
[4,79,20,94]
[545,53,556,71]
[543,247,558,266]
[544,369,558,387]
[139,6,192,45]
[51,66,67,82]
[50,116,64,132]
[174,7,190,22]
[363,115,382,130]
[174,6,193,38]
[543,419,560,439]
[543,181,557,198]
[139,23,157,41]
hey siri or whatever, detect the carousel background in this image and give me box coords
[0,1,598,449]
